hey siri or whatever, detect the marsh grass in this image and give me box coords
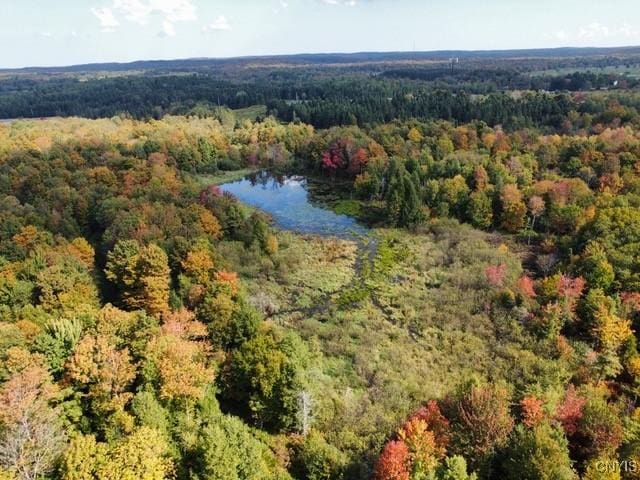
[235,220,565,471]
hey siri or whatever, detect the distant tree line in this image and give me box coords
[0,74,598,129]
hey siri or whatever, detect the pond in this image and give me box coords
[218,171,368,239]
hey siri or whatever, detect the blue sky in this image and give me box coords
[1,0,640,68]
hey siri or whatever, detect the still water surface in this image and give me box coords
[219,172,368,239]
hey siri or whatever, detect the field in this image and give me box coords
[529,63,640,78]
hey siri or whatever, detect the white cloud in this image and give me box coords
[91,7,120,32]
[204,15,232,32]
[319,0,357,5]
[113,0,197,24]
[274,0,289,13]
[92,0,196,35]
[160,19,176,37]
[547,22,640,43]
[272,0,289,14]
[578,22,611,39]
[619,23,639,37]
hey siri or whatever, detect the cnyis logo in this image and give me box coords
[595,460,638,473]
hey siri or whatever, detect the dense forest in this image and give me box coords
[1,48,640,480]
[0,73,635,129]
[2,47,640,129]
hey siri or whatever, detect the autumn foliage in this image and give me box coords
[520,395,545,428]
[375,441,411,480]
[556,385,586,436]
[2,99,640,480]
[485,264,507,288]
[375,404,448,480]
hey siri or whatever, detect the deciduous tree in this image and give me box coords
[374,440,411,480]
[0,367,65,480]
[500,184,526,232]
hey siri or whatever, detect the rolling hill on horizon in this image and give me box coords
[3,45,640,74]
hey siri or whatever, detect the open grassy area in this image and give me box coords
[229,220,561,468]
[232,104,268,121]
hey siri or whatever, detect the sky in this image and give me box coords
[1,0,640,69]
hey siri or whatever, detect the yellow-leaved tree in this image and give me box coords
[60,427,173,480]
[105,240,170,316]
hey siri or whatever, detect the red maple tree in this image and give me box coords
[374,440,411,480]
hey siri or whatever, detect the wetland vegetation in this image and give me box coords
[2,47,640,480]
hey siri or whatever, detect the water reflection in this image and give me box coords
[218,171,368,239]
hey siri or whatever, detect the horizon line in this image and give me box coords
[2,44,640,72]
